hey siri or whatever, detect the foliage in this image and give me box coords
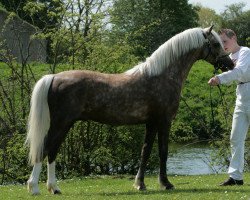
[171,122,197,143]
[221,3,250,47]
[56,122,146,178]
[221,2,246,21]
[111,0,199,58]
[171,61,236,143]
[2,132,29,183]
[196,6,222,30]
[1,0,63,30]
[0,62,50,184]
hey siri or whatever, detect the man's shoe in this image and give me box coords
[220,177,243,186]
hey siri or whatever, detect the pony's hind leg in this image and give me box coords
[45,121,72,194]
[47,161,61,194]
[27,162,42,195]
[46,136,62,194]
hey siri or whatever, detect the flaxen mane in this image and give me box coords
[125,27,223,76]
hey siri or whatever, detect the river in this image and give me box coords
[167,143,226,175]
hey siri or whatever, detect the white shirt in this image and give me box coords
[216,46,250,106]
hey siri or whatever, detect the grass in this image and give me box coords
[0,174,250,200]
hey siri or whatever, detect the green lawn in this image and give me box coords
[0,174,250,200]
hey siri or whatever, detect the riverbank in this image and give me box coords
[1,174,249,199]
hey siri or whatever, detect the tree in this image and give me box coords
[110,0,199,58]
[1,0,64,62]
[221,2,246,21]
[221,3,250,46]
[1,0,63,30]
[0,0,28,16]
[196,6,222,30]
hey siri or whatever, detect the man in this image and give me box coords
[208,29,250,186]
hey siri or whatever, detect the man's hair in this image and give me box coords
[218,29,237,39]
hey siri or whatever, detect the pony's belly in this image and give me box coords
[82,110,148,125]
[94,118,146,126]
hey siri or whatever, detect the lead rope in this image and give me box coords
[180,67,232,145]
[216,85,231,132]
[209,85,215,131]
[210,69,231,133]
[209,69,218,132]
[181,95,210,132]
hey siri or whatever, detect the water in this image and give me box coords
[167,143,225,175]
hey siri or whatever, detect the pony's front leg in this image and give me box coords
[158,122,174,190]
[27,162,42,195]
[134,123,156,190]
[47,161,61,194]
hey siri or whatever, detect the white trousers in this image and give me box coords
[228,104,249,180]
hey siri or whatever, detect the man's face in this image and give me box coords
[220,33,236,53]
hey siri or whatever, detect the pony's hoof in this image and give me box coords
[133,183,147,191]
[27,181,40,195]
[165,184,175,190]
[48,188,62,194]
[160,183,175,190]
[53,190,62,195]
[31,191,40,195]
[47,183,61,194]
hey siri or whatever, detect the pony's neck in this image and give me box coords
[165,47,202,85]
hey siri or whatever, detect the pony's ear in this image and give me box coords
[203,25,214,39]
[207,25,214,35]
[202,32,207,39]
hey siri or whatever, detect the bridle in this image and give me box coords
[203,39,212,60]
[203,38,231,72]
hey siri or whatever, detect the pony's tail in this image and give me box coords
[26,74,54,165]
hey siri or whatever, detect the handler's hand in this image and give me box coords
[208,76,220,86]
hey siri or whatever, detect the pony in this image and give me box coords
[26,26,234,195]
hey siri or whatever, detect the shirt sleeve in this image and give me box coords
[216,49,250,85]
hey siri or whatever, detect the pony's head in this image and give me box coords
[202,26,234,72]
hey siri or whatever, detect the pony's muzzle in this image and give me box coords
[215,55,235,72]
